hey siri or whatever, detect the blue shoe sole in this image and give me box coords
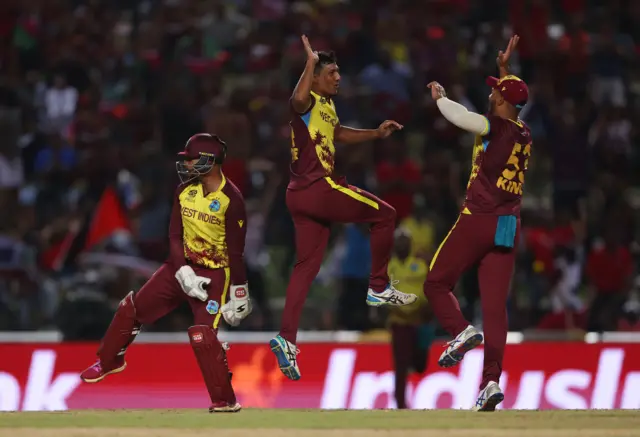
[269,338,301,381]
[438,333,484,368]
[366,294,385,307]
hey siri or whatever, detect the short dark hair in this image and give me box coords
[314,51,337,74]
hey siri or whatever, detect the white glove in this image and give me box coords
[221,283,252,327]
[175,265,210,302]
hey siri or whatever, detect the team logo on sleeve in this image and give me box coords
[185,189,197,203]
[206,300,220,315]
[209,199,221,212]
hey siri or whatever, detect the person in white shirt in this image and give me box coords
[0,153,23,189]
[44,74,78,134]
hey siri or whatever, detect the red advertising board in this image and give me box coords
[0,342,639,411]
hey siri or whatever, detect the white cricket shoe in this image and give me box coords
[269,335,301,381]
[209,402,242,413]
[366,281,417,307]
[472,381,504,411]
[438,325,483,368]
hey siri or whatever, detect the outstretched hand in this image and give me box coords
[497,35,519,69]
[427,81,446,100]
[301,35,319,64]
[377,120,403,138]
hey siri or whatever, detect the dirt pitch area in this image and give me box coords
[0,409,638,437]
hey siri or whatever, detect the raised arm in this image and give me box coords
[291,35,319,114]
[427,82,489,136]
[426,35,520,137]
[497,35,519,79]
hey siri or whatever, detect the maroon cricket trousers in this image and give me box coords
[279,176,396,344]
[424,212,520,389]
[134,263,230,329]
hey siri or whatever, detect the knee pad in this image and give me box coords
[117,291,140,334]
[120,291,137,319]
[188,325,236,405]
[98,291,141,364]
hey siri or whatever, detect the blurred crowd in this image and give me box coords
[1,0,640,339]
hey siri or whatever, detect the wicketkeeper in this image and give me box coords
[80,133,252,413]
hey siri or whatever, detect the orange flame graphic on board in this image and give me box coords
[232,347,284,407]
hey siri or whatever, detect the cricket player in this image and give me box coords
[80,133,252,413]
[387,228,434,409]
[270,35,417,381]
[424,35,531,411]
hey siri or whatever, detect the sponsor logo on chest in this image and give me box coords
[319,110,338,127]
[181,204,223,225]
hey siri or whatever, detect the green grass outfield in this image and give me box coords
[1,409,639,437]
[1,409,639,429]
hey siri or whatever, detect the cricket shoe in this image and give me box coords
[366,281,417,307]
[209,402,242,413]
[472,381,504,412]
[80,357,127,383]
[438,325,483,368]
[269,335,301,381]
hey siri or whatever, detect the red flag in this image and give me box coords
[40,229,79,271]
[84,187,131,250]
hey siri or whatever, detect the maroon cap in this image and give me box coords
[177,133,226,160]
[486,75,529,108]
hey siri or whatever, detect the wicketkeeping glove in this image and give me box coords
[221,283,252,327]
[175,265,210,302]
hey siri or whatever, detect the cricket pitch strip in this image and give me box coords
[0,409,638,437]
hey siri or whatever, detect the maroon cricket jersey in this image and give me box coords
[463,115,532,216]
[288,91,339,190]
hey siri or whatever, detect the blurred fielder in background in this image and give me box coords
[424,35,532,411]
[387,228,434,409]
[80,133,252,413]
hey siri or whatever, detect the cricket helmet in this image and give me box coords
[176,133,227,184]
